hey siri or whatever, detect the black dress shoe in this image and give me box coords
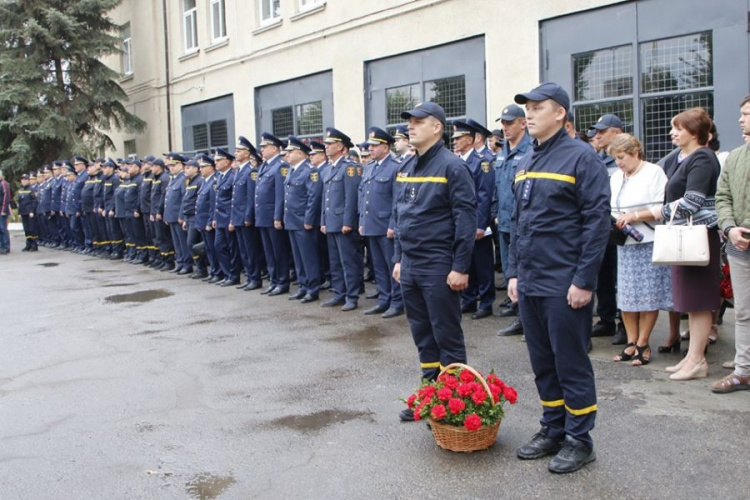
[110,253,123,260]
[215,279,227,286]
[471,308,493,320]
[201,275,213,282]
[497,306,518,317]
[321,298,345,308]
[221,279,240,287]
[207,276,222,284]
[365,291,379,300]
[611,322,627,345]
[399,408,415,422]
[517,427,563,460]
[320,280,331,290]
[341,302,358,312]
[236,282,247,289]
[268,286,289,296]
[461,303,478,314]
[177,267,193,276]
[497,318,524,336]
[548,436,596,474]
[300,294,318,303]
[191,271,208,280]
[591,320,615,337]
[244,281,262,291]
[260,285,275,295]
[170,266,183,273]
[364,304,388,315]
[499,297,512,308]
[288,290,306,300]
[382,307,404,319]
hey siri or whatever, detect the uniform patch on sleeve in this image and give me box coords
[251,172,258,181]
[310,171,319,182]
[357,166,363,176]
[280,167,289,177]
[347,166,356,177]
[396,172,408,178]
[481,161,491,173]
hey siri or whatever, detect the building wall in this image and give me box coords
[104,0,626,157]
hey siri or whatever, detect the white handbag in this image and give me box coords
[652,204,709,266]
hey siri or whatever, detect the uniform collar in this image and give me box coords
[532,127,567,153]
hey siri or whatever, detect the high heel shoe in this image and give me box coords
[669,359,708,381]
[658,340,681,354]
[614,342,636,362]
[665,357,689,373]
[632,344,650,366]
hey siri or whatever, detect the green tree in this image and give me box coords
[0,0,145,180]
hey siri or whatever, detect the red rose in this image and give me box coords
[443,375,459,389]
[407,394,417,409]
[414,408,422,421]
[459,370,475,383]
[456,383,473,398]
[437,387,453,401]
[431,404,447,420]
[487,373,499,385]
[463,413,482,431]
[503,386,518,405]
[448,398,466,415]
[419,385,436,400]
[471,389,488,405]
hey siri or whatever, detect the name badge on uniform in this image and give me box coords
[521,178,534,203]
[407,186,417,203]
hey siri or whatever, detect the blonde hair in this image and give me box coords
[607,133,643,159]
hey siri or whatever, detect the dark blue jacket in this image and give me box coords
[150,171,169,217]
[393,141,476,275]
[316,162,330,226]
[245,166,259,225]
[179,174,203,221]
[196,173,217,229]
[321,156,361,232]
[39,179,53,213]
[507,128,611,296]
[71,170,88,214]
[494,133,533,233]
[114,177,128,218]
[213,168,235,229]
[17,185,37,215]
[254,155,288,228]
[51,176,64,212]
[92,174,104,212]
[139,172,153,216]
[283,160,322,230]
[103,174,120,213]
[230,162,251,226]
[123,173,142,215]
[81,174,97,214]
[463,149,494,231]
[358,155,399,236]
[163,171,185,224]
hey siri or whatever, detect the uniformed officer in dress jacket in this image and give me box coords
[212,148,241,286]
[150,158,175,270]
[359,126,404,318]
[321,127,363,311]
[17,174,39,251]
[232,136,263,291]
[179,158,205,277]
[195,154,219,282]
[163,153,190,273]
[309,140,332,289]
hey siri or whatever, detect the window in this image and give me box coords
[183,0,198,53]
[260,0,281,25]
[298,0,324,12]
[272,107,294,138]
[124,140,137,157]
[386,83,420,135]
[425,75,466,146]
[271,101,323,141]
[193,124,209,150]
[192,120,228,153]
[121,23,133,75]
[210,0,227,42]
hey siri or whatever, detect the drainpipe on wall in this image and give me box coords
[162,0,173,151]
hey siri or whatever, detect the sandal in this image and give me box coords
[680,329,690,341]
[632,344,651,366]
[614,342,636,362]
[708,325,719,345]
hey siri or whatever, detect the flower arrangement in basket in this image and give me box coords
[404,363,518,452]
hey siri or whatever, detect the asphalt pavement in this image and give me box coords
[1,230,749,500]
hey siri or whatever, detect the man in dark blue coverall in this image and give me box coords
[393,102,477,422]
[507,83,610,473]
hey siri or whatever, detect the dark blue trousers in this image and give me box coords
[327,231,362,304]
[289,228,321,297]
[236,225,263,283]
[169,222,191,268]
[260,226,290,289]
[461,236,496,311]
[518,292,597,447]
[400,270,466,380]
[106,215,124,254]
[596,243,618,323]
[69,214,85,249]
[21,214,38,248]
[155,220,174,263]
[367,235,403,309]
[201,227,220,277]
[130,217,148,258]
[186,220,206,272]
[318,232,331,282]
[215,227,240,281]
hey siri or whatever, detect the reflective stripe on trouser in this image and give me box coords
[400,270,467,381]
[519,291,597,447]
[105,216,124,253]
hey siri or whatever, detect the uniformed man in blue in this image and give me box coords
[114,164,134,260]
[508,83,610,473]
[37,166,53,246]
[81,161,99,254]
[256,133,291,295]
[452,120,496,320]
[102,160,124,259]
[138,157,157,264]
[163,153,191,273]
[70,156,89,252]
[359,126,404,318]
[212,148,241,286]
[321,127,363,311]
[241,142,265,290]
[495,104,533,335]
[393,102,476,422]
[179,158,205,277]
[91,160,109,257]
[150,158,175,270]
[467,118,496,164]
[283,136,323,303]
[392,125,410,162]
[195,154,219,281]
[126,160,150,264]
[49,162,65,248]
[231,136,261,290]
[17,174,39,251]
[308,140,332,289]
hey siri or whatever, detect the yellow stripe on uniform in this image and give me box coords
[396,176,448,184]
[420,361,441,369]
[514,172,576,185]
[540,399,565,408]
[565,404,598,416]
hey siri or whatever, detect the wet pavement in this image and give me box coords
[1,230,749,499]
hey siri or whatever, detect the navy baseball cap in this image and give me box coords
[152,158,166,168]
[143,155,156,163]
[102,159,117,169]
[490,129,503,137]
[165,152,187,164]
[497,104,526,122]
[285,135,311,154]
[592,114,623,130]
[567,110,575,124]
[366,126,395,146]
[400,102,446,124]
[514,82,571,111]
[586,127,597,138]
[466,118,491,138]
[185,158,200,169]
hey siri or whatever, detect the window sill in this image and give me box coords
[179,49,200,62]
[252,18,282,35]
[291,2,326,22]
[205,38,229,53]
[119,73,134,83]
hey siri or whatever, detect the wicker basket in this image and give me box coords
[429,363,502,453]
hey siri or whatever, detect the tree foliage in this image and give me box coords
[0,0,145,179]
